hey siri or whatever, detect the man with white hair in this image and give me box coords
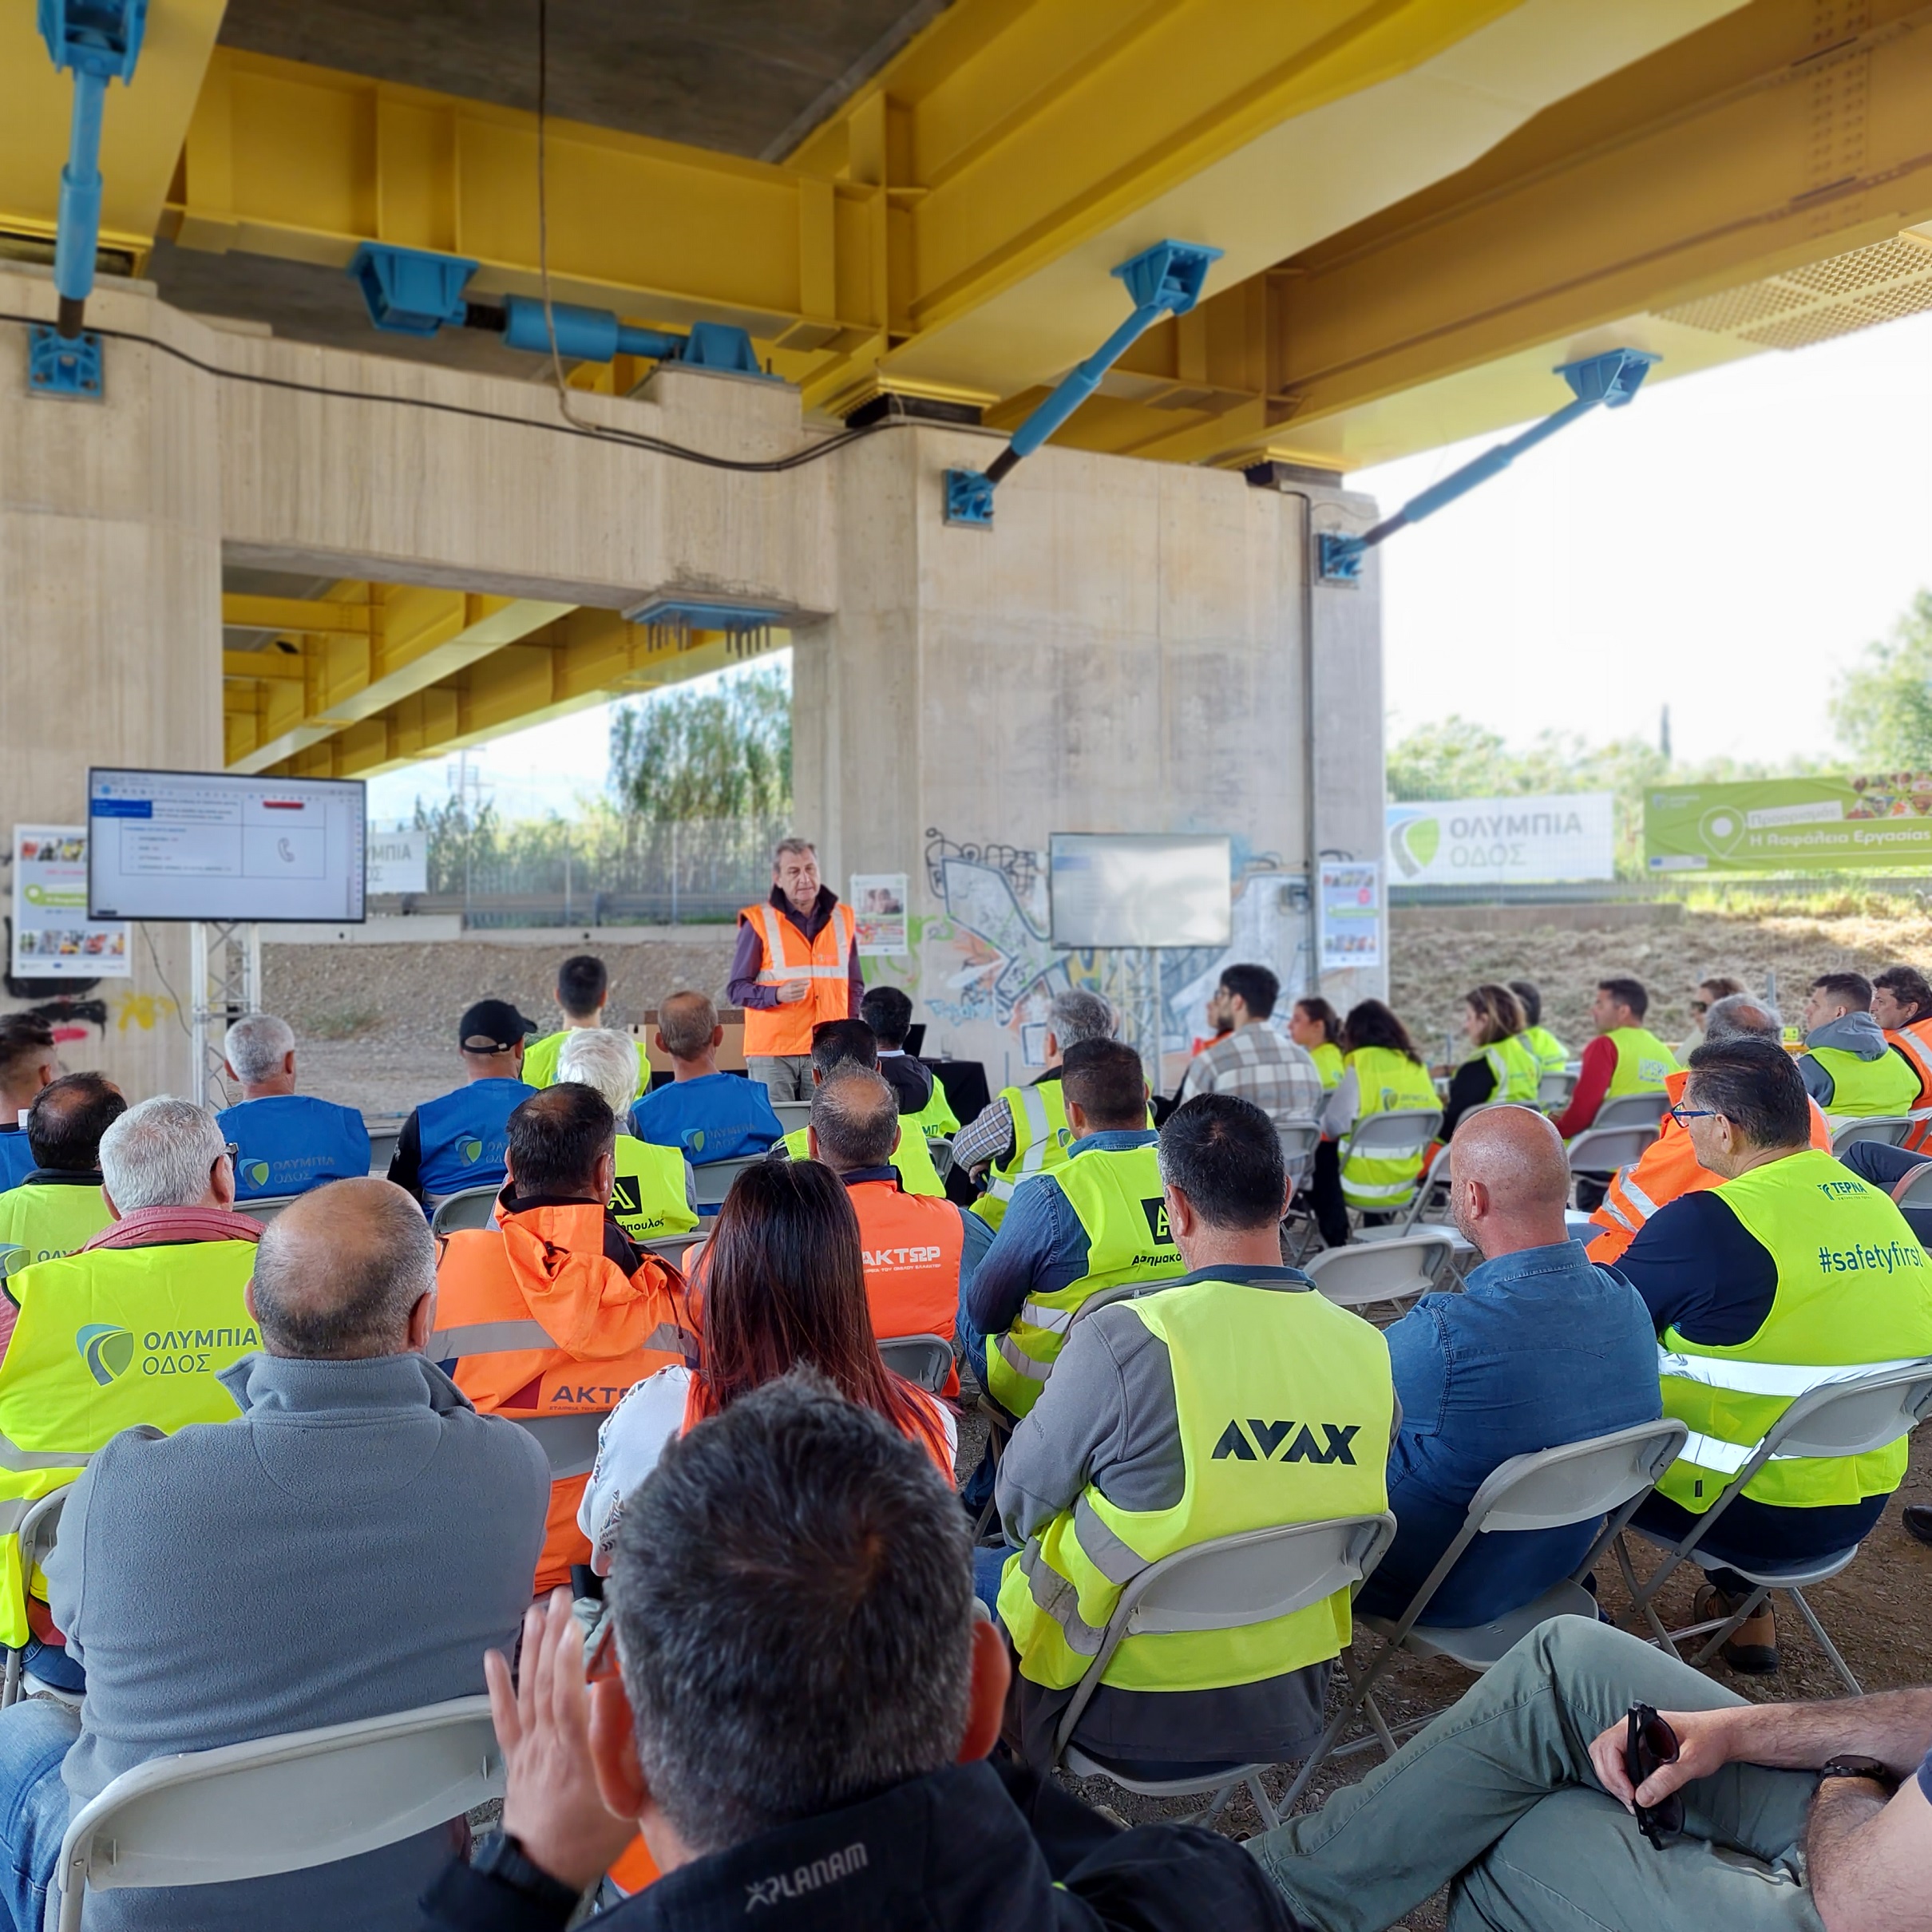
[0,1178,548,1932]
[0,1098,263,1696]
[216,1011,371,1202]
[557,1029,697,1243]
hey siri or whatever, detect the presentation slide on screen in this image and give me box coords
[89,770,366,923]
[1050,834,1232,949]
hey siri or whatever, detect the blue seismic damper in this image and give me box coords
[943,239,1223,528]
[30,0,146,398]
[1315,346,1661,583]
[346,243,771,378]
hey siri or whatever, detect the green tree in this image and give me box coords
[1831,589,1932,770]
[608,665,792,823]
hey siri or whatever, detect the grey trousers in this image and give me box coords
[1249,1617,1823,1932]
[747,1055,813,1103]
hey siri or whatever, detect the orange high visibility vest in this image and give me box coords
[738,900,857,1057]
[431,1204,694,1594]
[1885,1018,1932,1150]
[1588,1068,1831,1265]
[847,1177,964,1397]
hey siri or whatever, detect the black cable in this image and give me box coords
[138,924,196,1041]
[0,310,936,472]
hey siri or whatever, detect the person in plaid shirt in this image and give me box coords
[1175,965,1322,1178]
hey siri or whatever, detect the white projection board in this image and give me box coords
[89,769,367,923]
[1049,834,1231,949]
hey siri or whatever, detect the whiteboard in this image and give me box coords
[1049,834,1231,949]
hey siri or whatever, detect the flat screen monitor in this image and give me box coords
[89,769,366,924]
[1049,833,1231,949]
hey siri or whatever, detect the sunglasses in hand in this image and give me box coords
[1625,1701,1684,1849]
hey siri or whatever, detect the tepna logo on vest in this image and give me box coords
[246,1161,271,1188]
[1141,1198,1171,1243]
[76,1324,135,1387]
[459,1138,485,1165]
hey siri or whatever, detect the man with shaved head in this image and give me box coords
[808,1066,992,1394]
[0,1176,548,1932]
[1355,1104,1660,1626]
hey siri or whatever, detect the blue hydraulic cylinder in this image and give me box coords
[501,295,683,362]
[38,0,148,338]
[1316,346,1661,582]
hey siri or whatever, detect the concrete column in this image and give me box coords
[796,425,1385,1092]
[0,274,222,1099]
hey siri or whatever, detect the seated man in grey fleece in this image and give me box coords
[0,1177,550,1932]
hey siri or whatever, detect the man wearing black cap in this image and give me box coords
[388,1000,539,1206]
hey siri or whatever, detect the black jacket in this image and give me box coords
[877,1053,936,1118]
[421,1759,1302,1932]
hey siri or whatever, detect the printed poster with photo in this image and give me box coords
[1318,860,1382,972]
[12,825,130,978]
[851,872,909,956]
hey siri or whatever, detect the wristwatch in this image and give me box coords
[471,1831,583,1911]
[1817,1756,1900,1796]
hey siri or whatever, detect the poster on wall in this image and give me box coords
[1387,793,1614,885]
[1646,774,1932,872]
[1318,861,1381,972]
[11,826,130,978]
[850,873,909,956]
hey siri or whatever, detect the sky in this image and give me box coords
[367,307,1932,824]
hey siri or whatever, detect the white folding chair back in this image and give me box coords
[1829,1115,1915,1157]
[1054,1512,1397,1822]
[1341,1108,1441,1167]
[2,1484,73,1710]
[427,1186,498,1235]
[1894,1162,1932,1214]
[1590,1092,1670,1131]
[241,1194,303,1224]
[47,1696,502,1932]
[1301,1233,1452,1313]
[1276,1121,1320,1169]
[690,1155,765,1209]
[1536,1071,1577,1109]
[1563,1124,1658,1178]
[641,1233,705,1271]
[364,1121,404,1174]
[771,1100,812,1137]
[928,1135,956,1180]
[876,1333,955,1393]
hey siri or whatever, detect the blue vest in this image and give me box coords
[216,1095,372,1201]
[629,1071,782,1164]
[0,1132,34,1196]
[416,1079,535,1198]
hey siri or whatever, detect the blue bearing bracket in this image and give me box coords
[1315,346,1660,584]
[944,238,1222,528]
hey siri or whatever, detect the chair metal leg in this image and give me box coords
[1246,1775,1281,1832]
[1361,1691,1400,1759]
[1684,1586,1771,1672]
[0,1649,18,1711]
[1785,1589,1864,1696]
[1613,1533,1684,1655]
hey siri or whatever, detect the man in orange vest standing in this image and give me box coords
[806,1066,992,1396]
[1872,964,1932,1150]
[430,1083,694,1599]
[729,836,863,1103]
[1587,995,1831,1265]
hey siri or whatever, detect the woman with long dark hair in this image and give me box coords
[1306,999,1439,1248]
[578,1159,955,1572]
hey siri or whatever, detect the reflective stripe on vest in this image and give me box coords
[1891,1021,1932,1150]
[1808,1043,1922,1119]
[1521,1026,1569,1077]
[782,1125,945,1198]
[1657,1149,1932,1512]
[1475,1036,1538,1104]
[986,1083,1067,1204]
[742,902,857,1056]
[1605,1027,1678,1098]
[996,1273,1392,1693]
[0,1241,259,1645]
[984,1142,1182,1419]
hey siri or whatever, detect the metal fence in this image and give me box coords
[409,816,792,927]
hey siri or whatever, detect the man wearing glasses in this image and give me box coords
[1613,1037,1932,1675]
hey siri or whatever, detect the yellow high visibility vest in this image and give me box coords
[1308,1043,1344,1090]
[999,1271,1391,1694]
[1804,1045,1921,1120]
[1340,1047,1437,1210]
[0,1182,112,1281]
[1604,1027,1678,1098]
[782,1125,944,1198]
[972,1079,1075,1233]
[1657,1150,1932,1514]
[0,1240,259,1645]
[611,1134,697,1242]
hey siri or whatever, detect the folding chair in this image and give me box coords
[1562,1125,1659,1210]
[2,1484,72,1710]
[1053,1514,1397,1830]
[364,1120,403,1175]
[770,1100,812,1138]
[1590,1092,1670,1131]
[1537,1070,1577,1111]
[1276,1121,1320,1172]
[877,1333,956,1394]
[1828,1115,1915,1158]
[427,1186,498,1236]
[928,1135,956,1181]
[1301,1233,1455,1319]
[690,1155,765,1211]
[1616,1359,1932,1694]
[1281,1419,1688,1803]
[1335,1109,1443,1229]
[1894,1161,1932,1222]
[1275,1122,1322,1257]
[240,1194,304,1224]
[46,1696,503,1932]
[641,1232,705,1271]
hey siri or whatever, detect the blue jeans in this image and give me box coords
[0,1699,77,1932]
[972,1543,1011,1618]
[21,1641,82,1696]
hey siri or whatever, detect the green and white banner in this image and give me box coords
[1645,775,1932,872]
[1386,794,1614,885]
